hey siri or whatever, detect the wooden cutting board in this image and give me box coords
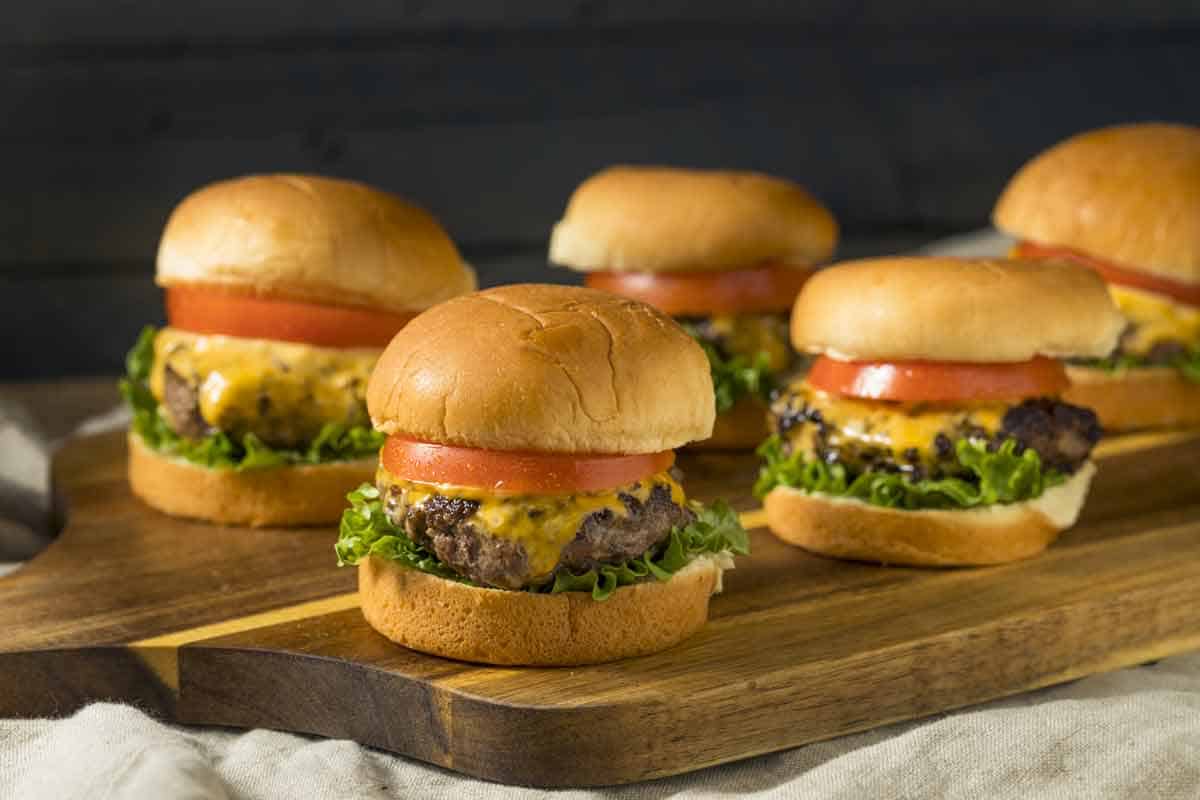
[2,430,1199,787]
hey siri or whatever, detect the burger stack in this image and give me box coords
[118,123,1199,667]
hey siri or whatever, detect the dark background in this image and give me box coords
[4,2,1199,378]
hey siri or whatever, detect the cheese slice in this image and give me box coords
[701,313,792,372]
[1109,285,1200,354]
[377,468,686,579]
[782,383,1005,464]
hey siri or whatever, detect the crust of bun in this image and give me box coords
[791,257,1124,362]
[367,284,715,453]
[763,463,1096,566]
[358,554,726,665]
[993,123,1200,285]
[1065,365,1200,432]
[689,395,771,450]
[157,174,476,312]
[550,166,837,273]
[127,432,374,527]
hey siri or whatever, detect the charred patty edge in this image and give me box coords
[382,481,693,590]
[769,392,1101,481]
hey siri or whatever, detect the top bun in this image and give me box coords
[367,284,715,454]
[993,123,1200,286]
[791,257,1124,363]
[156,174,477,312]
[549,166,837,273]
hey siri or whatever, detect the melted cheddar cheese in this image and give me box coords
[778,382,1005,466]
[150,327,379,446]
[1109,285,1200,354]
[377,467,686,579]
[701,313,793,372]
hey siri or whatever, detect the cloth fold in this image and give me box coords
[0,395,54,562]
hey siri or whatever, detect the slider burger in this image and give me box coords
[549,165,837,448]
[121,174,476,526]
[756,257,1124,566]
[994,123,1200,431]
[335,284,749,665]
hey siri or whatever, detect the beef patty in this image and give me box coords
[159,362,370,448]
[162,366,214,440]
[999,398,1101,473]
[384,483,694,590]
[771,389,1100,480]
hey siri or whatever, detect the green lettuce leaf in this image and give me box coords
[119,325,385,471]
[1181,353,1200,383]
[1086,346,1200,384]
[753,434,1065,510]
[548,498,750,600]
[335,484,468,581]
[680,324,775,414]
[335,487,750,602]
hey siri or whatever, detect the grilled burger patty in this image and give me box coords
[162,366,214,440]
[150,328,376,448]
[382,478,693,590]
[770,382,1101,480]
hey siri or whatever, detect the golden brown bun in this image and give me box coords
[791,257,1124,362]
[994,123,1200,285]
[127,432,373,527]
[1065,366,1200,432]
[689,395,771,450]
[156,174,477,312]
[763,463,1095,566]
[549,165,837,273]
[358,553,727,665]
[367,284,715,453]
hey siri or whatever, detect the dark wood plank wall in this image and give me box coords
[4,3,1200,378]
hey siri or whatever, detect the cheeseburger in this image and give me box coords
[335,284,749,665]
[994,123,1200,430]
[549,166,838,448]
[756,257,1124,566]
[121,174,476,526]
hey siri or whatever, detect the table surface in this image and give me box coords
[3,377,1200,796]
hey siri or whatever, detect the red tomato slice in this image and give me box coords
[1015,241,1200,308]
[806,355,1069,403]
[381,437,676,494]
[585,264,812,315]
[166,285,414,348]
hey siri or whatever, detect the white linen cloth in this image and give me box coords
[4,230,1198,799]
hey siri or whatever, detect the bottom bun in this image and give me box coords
[358,554,729,665]
[127,432,375,527]
[690,395,770,450]
[763,462,1096,566]
[1065,366,1200,432]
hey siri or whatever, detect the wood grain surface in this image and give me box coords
[1,429,1199,787]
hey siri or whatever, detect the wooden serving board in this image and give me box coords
[2,430,1200,787]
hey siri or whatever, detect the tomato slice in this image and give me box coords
[584,264,812,315]
[1015,241,1200,308]
[166,285,414,348]
[381,437,676,494]
[806,355,1069,403]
